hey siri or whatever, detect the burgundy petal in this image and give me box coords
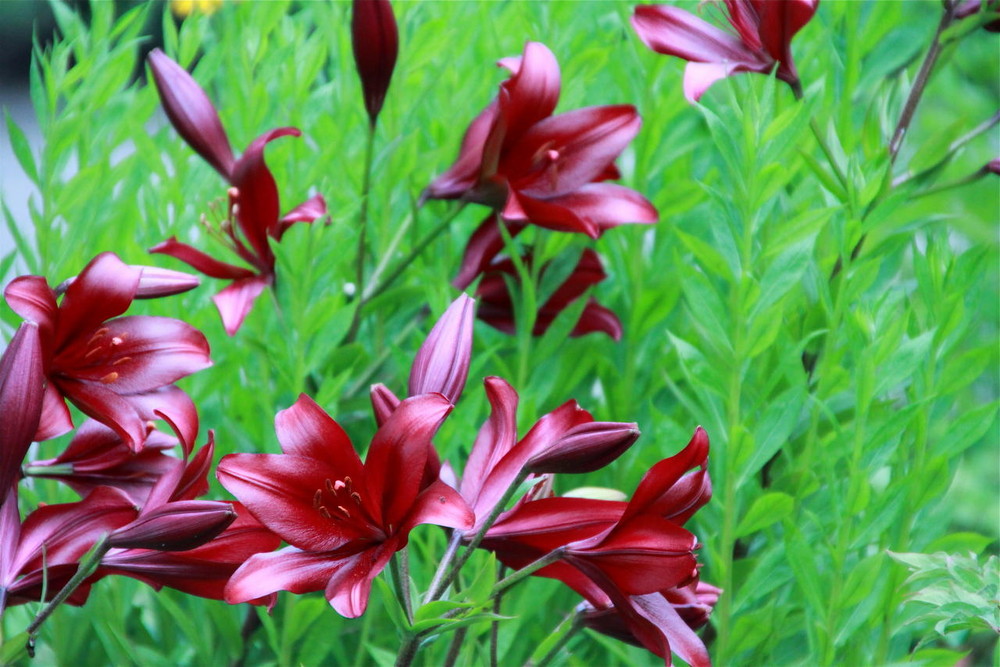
[275,394,363,478]
[461,376,520,513]
[34,381,74,442]
[55,253,140,350]
[572,298,623,341]
[351,0,399,125]
[408,294,475,404]
[631,5,768,67]
[212,275,270,336]
[225,546,346,603]
[401,479,474,534]
[453,216,526,290]
[624,427,710,524]
[754,0,819,79]
[324,542,395,618]
[364,394,452,529]
[3,276,58,335]
[369,383,401,427]
[230,127,302,264]
[273,194,328,240]
[56,379,148,451]
[139,386,201,457]
[425,101,500,200]
[521,183,658,236]
[148,48,236,179]
[150,237,256,280]
[495,41,561,148]
[0,323,45,497]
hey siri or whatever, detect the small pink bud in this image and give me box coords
[408,294,475,404]
[134,266,201,298]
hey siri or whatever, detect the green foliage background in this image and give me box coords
[1,0,997,665]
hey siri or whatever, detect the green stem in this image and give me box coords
[344,124,379,344]
[790,80,850,197]
[533,613,584,667]
[26,533,111,644]
[489,547,565,598]
[425,470,529,604]
[390,549,414,624]
[489,562,506,667]
[423,530,464,606]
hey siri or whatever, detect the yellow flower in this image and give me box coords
[170,0,224,17]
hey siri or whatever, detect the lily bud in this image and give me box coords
[408,294,475,404]
[0,323,44,498]
[351,0,399,125]
[987,158,1000,175]
[370,382,401,426]
[134,266,201,298]
[527,421,640,474]
[148,48,236,179]
[110,500,236,551]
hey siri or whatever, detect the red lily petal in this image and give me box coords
[521,183,658,236]
[753,0,818,79]
[408,294,475,404]
[230,127,302,265]
[171,503,280,562]
[0,323,44,497]
[504,191,601,237]
[58,315,211,394]
[273,194,328,240]
[631,592,712,667]
[542,249,608,310]
[225,546,346,603]
[351,0,399,125]
[425,100,500,200]
[631,5,769,67]
[56,253,141,350]
[150,237,256,280]
[145,386,201,458]
[452,216,526,290]
[495,41,561,148]
[505,106,641,199]
[216,453,367,551]
[34,381,74,442]
[624,427,710,524]
[485,496,624,549]
[683,61,744,103]
[572,298,623,341]
[148,48,236,180]
[275,394,363,478]
[324,542,396,618]
[364,394,452,529]
[212,275,270,336]
[402,479,474,534]
[3,275,57,335]
[461,376,520,513]
[55,379,148,451]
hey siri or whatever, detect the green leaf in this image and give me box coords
[750,239,813,320]
[736,492,795,538]
[5,109,38,184]
[738,385,806,485]
[785,525,827,616]
[873,332,934,396]
[0,632,29,664]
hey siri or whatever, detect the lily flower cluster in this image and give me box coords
[0,254,279,623]
[425,41,658,341]
[214,295,718,665]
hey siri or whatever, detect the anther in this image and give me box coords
[112,356,132,366]
[319,506,332,519]
[99,372,119,384]
[325,479,336,494]
[313,490,323,509]
[337,506,351,518]
[350,492,362,506]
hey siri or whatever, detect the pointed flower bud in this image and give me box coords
[0,323,45,497]
[526,421,640,474]
[408,294,475,404]
[110,500,236,551]
[134,266,201,298]
[148,48,236,179]
[351,0,399,125]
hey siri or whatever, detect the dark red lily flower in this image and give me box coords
[96,503,281,604]
[217,393,474,617]
[476,248,623,340]
[632,0,819,102]
[0,485,138,614]
[425,41,657,241]
[3,253,211,451]
[25,420,179,504]
[147,49,328,335]
[351,0,399,125]
[0,323,45,500]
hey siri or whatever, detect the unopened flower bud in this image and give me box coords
[110,500,236,551]
[408,294,475,404]
[134,266,201,298]
[526,421,640,474]
[351,0,399,125]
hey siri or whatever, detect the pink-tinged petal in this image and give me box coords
[369,383,401,427]
[572,299,623,341]
[273,194,328,240]
[496,42,561,146]
[230,127,302,264]
[505,106,642,198]
[55,379,147,451]
[225,546,346,603]
[364,394,452,529]
[453,216,526,290]
[217,453,366,551]
[725,0,765,50]
[133,266,201,298]
[212,275,270,336]
[485,497,623,546]
[56,253,140,350]
[128,385,200,456]
[351,0,399,125]
[461,376,519,509]
[325,542,395,618]
[683,61,743,103]
[172,437,215,502]
[523,183,659,236]
[34,381,74,442]
[753,0,819,79]
[0,486,21,580]
[402,479,474,534]
[425,101,500,200]
[631,592,711,667]
[58,315,211,394]
[504,192,601,237]
[542,249,608,311]
[275,394,363,477]
[150,237,256,280]
[148,48,235,180]
[624,427,710,524]
[408,294,475,404]
[631,5,768,67]
[3,275,57,334]
[0,323,45,496]
[526,421,640,475]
